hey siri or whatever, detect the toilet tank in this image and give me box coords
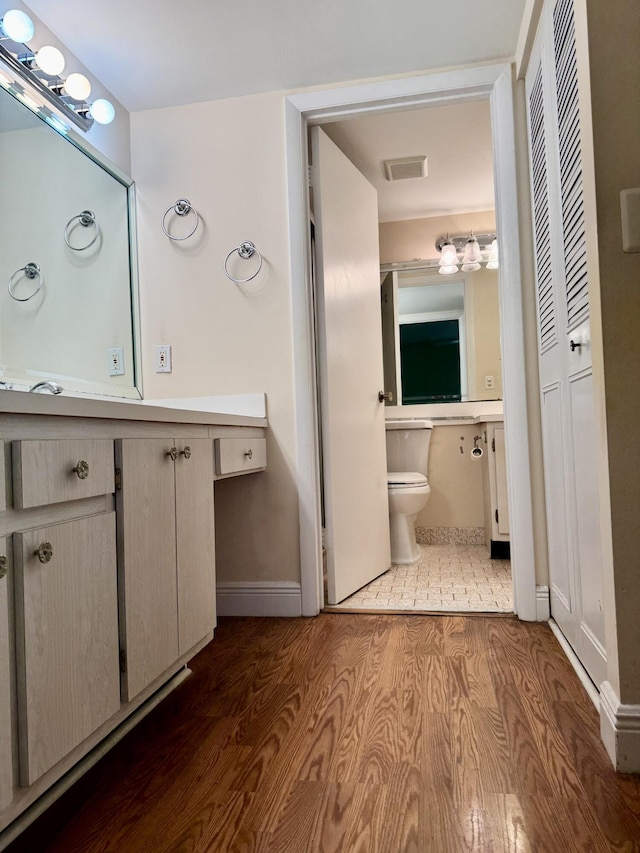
[385,419,433,476]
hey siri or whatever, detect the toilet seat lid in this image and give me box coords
[387,471,428,487]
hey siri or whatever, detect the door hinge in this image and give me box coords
[495,509,499,524]
[115,468,122,490]
[119,649,127,673]
[491,437,495,452]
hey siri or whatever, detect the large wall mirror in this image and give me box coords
[0,80,140,398]
[381,267,502,405]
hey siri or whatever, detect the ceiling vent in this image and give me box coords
[383,156,428,181]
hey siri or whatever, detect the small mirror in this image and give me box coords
[0,80,140,397]
[381,267,502,404]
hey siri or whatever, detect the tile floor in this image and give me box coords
[326,543,513,613]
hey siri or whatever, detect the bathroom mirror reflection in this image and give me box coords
[381,267,502,405]
[0,80,140,397]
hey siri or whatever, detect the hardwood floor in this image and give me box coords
[8,615,640,852]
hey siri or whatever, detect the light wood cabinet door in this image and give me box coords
[13,514,120,785]
[116,440,179,702]
[0,537,12,809]
[175,439,216,655]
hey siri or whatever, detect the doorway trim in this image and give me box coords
[284,62,538,620]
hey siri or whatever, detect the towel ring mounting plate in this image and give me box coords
[162,198,199,241]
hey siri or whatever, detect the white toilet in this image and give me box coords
[385,419,433,564]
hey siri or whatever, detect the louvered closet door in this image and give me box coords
[525,0,606,687]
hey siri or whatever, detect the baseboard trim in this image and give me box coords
[599,681,640,773]
[548,618,599,710]
[216,582,302,617]
[536,585,550,621]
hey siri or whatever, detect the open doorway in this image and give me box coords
[285,64,538,621]
[311,100,513,614]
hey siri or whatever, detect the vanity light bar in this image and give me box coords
[435,233,496,253]
[0,41,91,131]
[0,10,115,132]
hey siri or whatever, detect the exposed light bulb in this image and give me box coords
[462,234,483,266]
[439,240,459,270]
[0,9,34,43]
[486,238,499,269]
[35,45,65,76]
[89,98,115,124]
[64,72,91,100]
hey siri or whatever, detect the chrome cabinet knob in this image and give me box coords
[180,446,192,460]
[244,449,253,460]
[166,446,178,461]
[0,555,7,579]
[35,542,53,564]
[72,459,90,479]
[378,390,393,403]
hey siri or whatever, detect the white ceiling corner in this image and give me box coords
[22,0,527,112]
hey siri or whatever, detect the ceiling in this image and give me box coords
[22,0,527,112]
[323,100,495,223]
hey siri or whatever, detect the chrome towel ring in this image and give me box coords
[162,198,199,241]
[8,262,43,302]
[224,241,263,283]
[64,210,100,251]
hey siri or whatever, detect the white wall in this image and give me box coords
[585,0,640,706]
[130,93,301,584]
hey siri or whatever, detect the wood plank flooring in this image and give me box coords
[8,614,640,852]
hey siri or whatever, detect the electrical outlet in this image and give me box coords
[107,347,125,376]
[485,375,495,390]
[155,344,172,373]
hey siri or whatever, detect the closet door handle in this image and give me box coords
[180,446,192,460]
[378,390,393,403]
[166,446,178,461]
[0,555,7,579]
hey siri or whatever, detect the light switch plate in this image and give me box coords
[620,188,640,252]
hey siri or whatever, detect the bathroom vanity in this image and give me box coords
[0,391,267,844]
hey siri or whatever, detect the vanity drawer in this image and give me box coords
[214,437,267,476]
[12,439,115,509]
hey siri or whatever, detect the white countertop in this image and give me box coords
[0,390,268,428]
[385,401,504,427]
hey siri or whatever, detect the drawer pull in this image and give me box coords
[180,446,192,460]
[72,459,90,479]
[35,542,53,564]
[0,555,7,579]
[167,447,178,461]
[244,449,253,460]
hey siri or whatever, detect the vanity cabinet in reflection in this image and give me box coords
[483,423,510,557]
[116,438,216,702]
[13,515,120,785]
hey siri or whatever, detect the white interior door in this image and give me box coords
[311,126,391,604]
[525,0,606,686]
